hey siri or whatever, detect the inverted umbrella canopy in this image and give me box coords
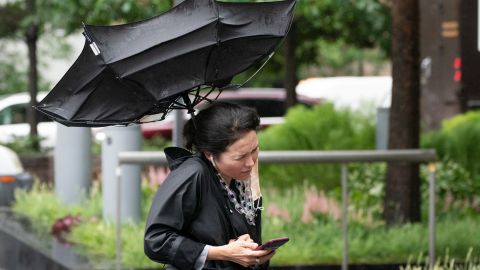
[36,0,296,127]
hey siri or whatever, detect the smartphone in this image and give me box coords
[255,237,289,251]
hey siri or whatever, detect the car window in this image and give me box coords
[0,103,51,125]
[0,106,11,124]
[0,105,26,124]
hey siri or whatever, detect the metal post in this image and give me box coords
[376,107,389,150]
[172,0,185,147]
[116,166,122,270]
[341,163,348,270]
[428,163,436,269]
[102,126,142,222]
[173,110,184,147]
[54,123,91,205]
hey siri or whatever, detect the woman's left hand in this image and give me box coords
[208,234,275,267]
[250,158,261,200]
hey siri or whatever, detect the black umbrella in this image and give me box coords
[36,0,296,127]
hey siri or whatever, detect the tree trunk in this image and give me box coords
[26,0,39,150]
[284,22,298,109]
[383,0,421,225]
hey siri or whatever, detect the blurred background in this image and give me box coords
[1,0,480,269]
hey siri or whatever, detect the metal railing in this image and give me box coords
[115,149,437,270]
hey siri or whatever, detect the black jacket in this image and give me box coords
[144,147,265,270]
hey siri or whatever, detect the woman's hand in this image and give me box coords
[208,234,275,267]
[250,159,261,200]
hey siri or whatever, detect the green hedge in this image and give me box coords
[422,110,480,180]
[421,111,480,207]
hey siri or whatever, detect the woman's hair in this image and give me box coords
[183,102,260,156]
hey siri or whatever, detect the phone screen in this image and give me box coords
[255,237,289,251]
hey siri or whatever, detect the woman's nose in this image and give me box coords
[245,155,255,167]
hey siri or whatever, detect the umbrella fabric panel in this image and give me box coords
[217,0,296,41]
[110,0,296,100]
[36,41,106,122]
[66,74,155,125]
[205,37,283,83]
[125,46,215,101]
[109,22,218,82]
[85,0,218,64]
[38,42,155,126]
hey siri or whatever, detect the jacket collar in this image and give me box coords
[164,147,209,170]
[163,147,193,170]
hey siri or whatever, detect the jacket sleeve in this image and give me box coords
[144,165,206,269]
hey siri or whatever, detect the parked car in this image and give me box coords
[296,76,392,111]
[0,92,56,149]
[139,88,320,139]
[0,145,33,206]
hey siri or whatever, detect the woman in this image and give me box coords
[144,102,275,269]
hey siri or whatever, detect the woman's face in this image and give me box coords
[212,130,259,181]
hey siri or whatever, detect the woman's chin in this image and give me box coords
[236,172,252,181]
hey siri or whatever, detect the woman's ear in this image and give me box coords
[203,151,214,162]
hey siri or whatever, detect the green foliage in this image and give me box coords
[13,179,480,267]
[421,160,477,201]
[0,62,27,95]
[227,0,392,87]
[422,111,480,181]
[419,160,480,219]
[327,160,479,221]
[3,135,49,154]
[258,103,375,190]
[307,40,388,77]
[13,181,101,225]
[294,0,391,62]
[0,2,25,37]
[264,186,480,266]
[341,163,386,220]
[143,136,171,151]
[24,0,172,35]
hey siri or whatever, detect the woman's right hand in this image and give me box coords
[208,234,275,267]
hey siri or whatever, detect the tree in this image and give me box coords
[267,0,391,108]
[219,0,390,107]
[383,0,421,225]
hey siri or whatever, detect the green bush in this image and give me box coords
[258,102,375,190]
[422,111,480,180]
[325,159,479,221]
[421,111,480,213]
